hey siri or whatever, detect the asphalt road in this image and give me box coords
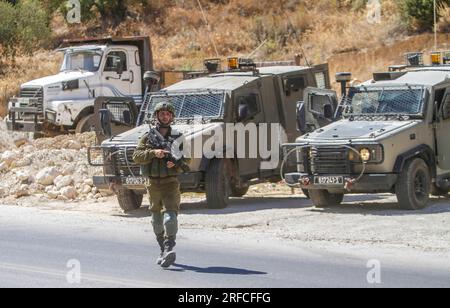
[0,204,450,288]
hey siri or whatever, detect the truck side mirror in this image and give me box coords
[123,109,132,125]
[99,109,112,138]
[296,101,307,134]
[324,104,334,119]
[116,59,124,75]
[238,103,250,122]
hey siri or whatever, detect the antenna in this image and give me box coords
[196,0,220,58]
[283,12,312,68]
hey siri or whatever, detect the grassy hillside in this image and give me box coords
[0,0,448,117]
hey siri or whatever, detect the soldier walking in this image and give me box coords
[133,102,190,268]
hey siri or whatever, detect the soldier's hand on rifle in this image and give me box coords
[153,149,169,159]
[167,161,176,169]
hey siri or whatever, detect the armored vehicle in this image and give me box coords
[89,58,334,211]
[284,51,450,210]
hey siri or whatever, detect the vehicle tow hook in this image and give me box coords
[344,178,357,192]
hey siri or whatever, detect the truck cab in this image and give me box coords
[89,58,334,212]
[7,37,153,135]
[284,51,450,210]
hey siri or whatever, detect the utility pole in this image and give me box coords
[434,0,438,50]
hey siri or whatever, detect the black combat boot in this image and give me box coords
[160,238,176,268]
[156,234,165,265]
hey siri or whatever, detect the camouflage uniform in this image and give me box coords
[132,102,189,267]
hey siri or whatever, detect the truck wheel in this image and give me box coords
[396,158,431,210]
[205,160,230,209]
[230,183,249,197]
[309,190,344,208]
[116,188,143,212]
[431,184,449,196]
[75,114,96,134]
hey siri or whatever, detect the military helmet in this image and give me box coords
[153,101,176,117]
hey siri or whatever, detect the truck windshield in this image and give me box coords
[60,50,103,72]
[143,91,226,122]
[344,87,426,117]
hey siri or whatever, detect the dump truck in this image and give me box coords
[89,58,336,211]
[6,36,192,136]
[283,51,450,210]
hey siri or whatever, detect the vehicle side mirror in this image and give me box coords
[123,109,132,125]
[238,103,250,122]
[99,109,112,138]
[296,101,307,134]
[116,59,124,75]
[324,104,334,119]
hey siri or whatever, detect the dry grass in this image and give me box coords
[0,52,61,117]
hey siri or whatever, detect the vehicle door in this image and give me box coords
[101,49,132,98]
[436,88,450,170]
[234,86,265,177]
[303,87,339,133]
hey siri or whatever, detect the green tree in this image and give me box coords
[0,0,19,57]
[401,0,450,32]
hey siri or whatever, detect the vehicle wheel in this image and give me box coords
[301,189,310,199]
[116,188,143,212]
[309,190,344,208]
[205,160,230,209]
[431,184,449,196]
[230,183,249,197]
[75,114,96,134]
[396,158,431,210]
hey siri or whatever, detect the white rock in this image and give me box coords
[61,186,78,200]
[14,137,28,148]
[67,140,82,150]
[1,151,18,165]
[15,185,30,198]
[36,167,61,186]
[0,162,8,172]
[15,170,30,182]
[92,187,98,195]
[81,185,92,194]
[83,178,94,186]
[61,165,76,176]
[45,185,55,193]
[46,190,60,199]
[54,175,73,189]
[11,157,32,168]
[0,187,8,198]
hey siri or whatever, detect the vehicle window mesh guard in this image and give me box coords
[339,86,426,119]
[138,90,226,125]
[105,102,133,125]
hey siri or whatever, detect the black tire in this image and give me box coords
[431,184,449,196]
[116,188,143,212]
[205,160,230,209]
[230,182,249,197]
[309,190,344,208]
[301,189,310,199]
[396,158,431,210]
[75,114,96,134]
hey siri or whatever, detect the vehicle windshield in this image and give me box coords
[143,91,226,122]
[344,87,426,117]
[60,50,103,72]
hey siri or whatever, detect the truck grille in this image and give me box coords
[311,147,351,174]
[20,87,44,113]
[113,147,141,177]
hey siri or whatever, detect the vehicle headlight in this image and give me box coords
[349,145,383,164]
[359,148,371,162]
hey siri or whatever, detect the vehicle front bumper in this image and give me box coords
[285,173,398,193]
[93,172,204,193]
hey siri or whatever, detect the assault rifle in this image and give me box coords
[147,128,190,173]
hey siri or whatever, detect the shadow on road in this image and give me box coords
[114,194,450,218]
[167,263,267,275]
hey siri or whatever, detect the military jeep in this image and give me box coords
[284,52,450,210]
[89,59,335,211]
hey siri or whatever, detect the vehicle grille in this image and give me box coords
[20,87,44,114]
[310,147,351,174]
[113,147,141,177]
